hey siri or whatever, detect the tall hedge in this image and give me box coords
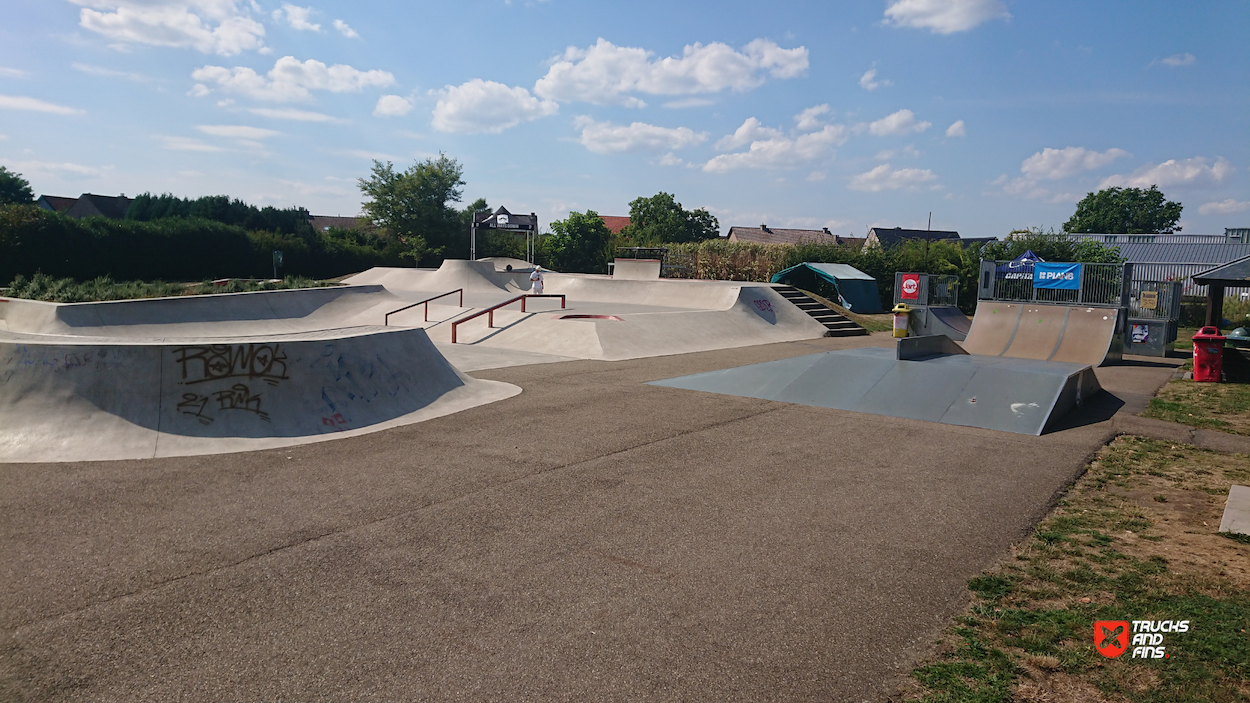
[0,205,406,284]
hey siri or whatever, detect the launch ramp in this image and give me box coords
[649,337,1101,435]
[961,301,1123,366]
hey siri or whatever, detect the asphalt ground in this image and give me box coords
[0,334,1180,702]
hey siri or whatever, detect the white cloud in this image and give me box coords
[248,106,340,122]
[332,19,358,38]
[1020,146,1130,180]
[1100,157,1233,190]
[868,109,930,136]
[658,153,686,167]
[703,124,848,172]
[945,119,966,137]
[794,104,830,131]
[806,171,827,182]
[7,159,104,177]
[72,62,152,82]
[859,68,890,91]
[196,124,280,139]
[373,94,413,117]
[715,117,784,151]
[191,56,394,101]
[431,79,558,133]
[1199,199,1250,216]
[1155,53,1196,67]
[70,0,267,56]
[0,67,28,78]
[883,0,1011,34]
[160,135,225,152]
[848,163,937,191]
[663,97,715,109]
[273,4,319,31]
[0,94,82,115]
[534,38,808,107]
[574,116,706,154]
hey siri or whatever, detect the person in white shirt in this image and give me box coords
[529,266,544,295]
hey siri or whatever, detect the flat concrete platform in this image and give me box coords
[0,335,1184,702]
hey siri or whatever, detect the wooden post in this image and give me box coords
[1206,283,1226,328]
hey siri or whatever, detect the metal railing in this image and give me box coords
[893,273,959,307]
[450,294,566,343]
[978,260,1127,308]
[384,289,464,326]
[1127,280,1183,321]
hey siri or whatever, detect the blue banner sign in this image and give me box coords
[1033,262,1082,290]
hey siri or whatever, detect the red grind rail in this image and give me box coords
[451,294,566,343]
[384,289,464,326]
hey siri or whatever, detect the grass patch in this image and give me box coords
[1143,379,1250,437]
[3,273,340,303]
[903,437,1250,703]
[797,288,894,332]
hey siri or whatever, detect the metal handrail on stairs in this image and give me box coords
[450,294,566,343]
[384,289,464,326]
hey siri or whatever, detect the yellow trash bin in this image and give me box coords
[892,302,911,338]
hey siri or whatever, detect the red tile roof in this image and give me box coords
[599,215,631,234]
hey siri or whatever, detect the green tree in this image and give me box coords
[621,192,720,245]
[359,154,465,265]
[1063,185,1182,234]
[540,210,613,273]
[0,166,35,205]
[981,227,1124,264]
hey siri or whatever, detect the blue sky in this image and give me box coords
[2,0,1247,238]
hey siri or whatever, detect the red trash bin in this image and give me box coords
[1192,326,1225,382]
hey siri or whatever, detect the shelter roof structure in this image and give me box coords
[1194,255,1250,285]
[1110,241,1250,264]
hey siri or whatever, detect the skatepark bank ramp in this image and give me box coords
[0,327,519,463]
[649,338,1101,435]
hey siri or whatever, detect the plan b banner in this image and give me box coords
[1034,262,1082,290]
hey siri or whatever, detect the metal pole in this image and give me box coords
[470,220,476,262]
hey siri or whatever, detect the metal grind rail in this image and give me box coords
[384,289,464,326]
[450,294,566,343]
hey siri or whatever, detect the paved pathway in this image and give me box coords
[0,336,1188,702]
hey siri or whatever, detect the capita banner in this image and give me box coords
[1033,262,1082,290]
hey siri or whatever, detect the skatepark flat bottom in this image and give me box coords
[649,346,1101,435]
[0,335,1184,702]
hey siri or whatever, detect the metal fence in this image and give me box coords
[1127,280,1183,320]
[978,261,1127,308]
[893,273,960,306]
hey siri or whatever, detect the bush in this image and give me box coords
[0,205,407,285]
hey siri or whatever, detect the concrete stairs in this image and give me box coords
[774,286,868,337]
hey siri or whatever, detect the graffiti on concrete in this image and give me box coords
[177,384,271,425]
[173,343,288,386]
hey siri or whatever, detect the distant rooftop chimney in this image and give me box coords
[760,224,770,232]
[822,227,831,234]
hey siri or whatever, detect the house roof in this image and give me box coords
[867,227,960,247]
[35,195,78,212]
[1109,241,1250,264]
[1193,255,1250,285]
[309,215,368,231]
[64,193,132,219]
[725,225,839,246]
[599,215,631,234]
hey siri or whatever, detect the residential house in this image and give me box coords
[36,193,132,219]
[863,226,960,249]
[599,215,631,234]
[725,224,851,246]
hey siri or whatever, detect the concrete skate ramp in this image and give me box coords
[343,260,531,295]
[961,301,1122,366]
[0,286,403,337]
[449,285,828,361]
[649,344,1101,435]
[0,327,520,463]
[909,305,972,341]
